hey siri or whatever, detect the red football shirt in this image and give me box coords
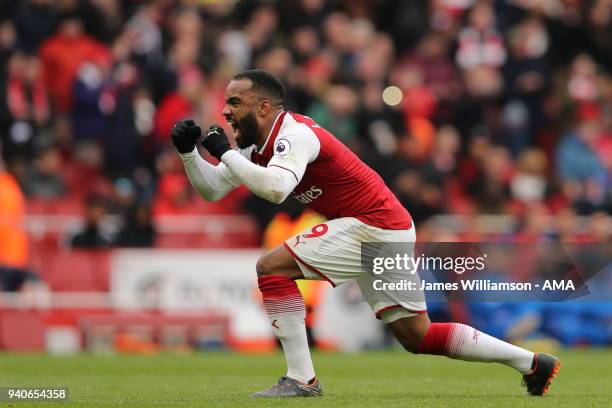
[250,111,412,230]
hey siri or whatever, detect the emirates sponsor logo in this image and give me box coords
[292,186,323,204]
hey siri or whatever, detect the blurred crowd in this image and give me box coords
[0,0,611,248]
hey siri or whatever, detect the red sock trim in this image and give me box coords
[258,275,301,298]
[258,275,305,316]
[418,322,454,355]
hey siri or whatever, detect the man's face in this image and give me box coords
[223,79,261,149]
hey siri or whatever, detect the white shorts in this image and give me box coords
[283,217,427,321]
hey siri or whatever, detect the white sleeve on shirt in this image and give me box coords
[178,147,241,202]
[220,124,320,204]
[268,124,320,183]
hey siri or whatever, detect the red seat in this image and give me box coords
[37,250,110,292]
[50,196,84,215]
[155,233,198,248]
[0,311,45,350]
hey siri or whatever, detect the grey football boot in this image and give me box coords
[251,376,322,398]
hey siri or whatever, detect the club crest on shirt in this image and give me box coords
[274,139,291,156]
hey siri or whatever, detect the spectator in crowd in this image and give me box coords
[69,194,112,248]
[0,148,48,296]
[0,51,51,163]
[0,20,17,76]
[405,33,462,122]
[38,13,109,113]
[510,148,548,205]
[11,0,58,53]
[0,149,29,279]
[307,83,359,146]
[456,2,507,70]
[21,143,66,198]
[152,147,198,216]
[114,203,156,248]
[71,50,113,141]
[153,66,205,147]
[556,117,607,214]
[502,16,550,154]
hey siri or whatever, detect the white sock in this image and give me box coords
[446,323,535,374]
[269,313,315,383]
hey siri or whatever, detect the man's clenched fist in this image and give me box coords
[201,125,232,161]
[171,119,201,153]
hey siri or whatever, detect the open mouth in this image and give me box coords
[226,118,240,138]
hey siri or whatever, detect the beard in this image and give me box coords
[234,112,260,149]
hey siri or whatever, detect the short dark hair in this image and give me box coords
[233,69,285,105]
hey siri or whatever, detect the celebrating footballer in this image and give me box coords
[171,69,560,398]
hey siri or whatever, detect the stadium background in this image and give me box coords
[0,0,610,358]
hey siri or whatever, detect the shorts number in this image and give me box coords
[303,224,328,238]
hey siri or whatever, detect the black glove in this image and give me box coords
[171,119,201,153]
[201,125,232,161]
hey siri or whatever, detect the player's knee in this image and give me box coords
[256,254,277,277]
[256,246,304,279]
[387,315,430,354]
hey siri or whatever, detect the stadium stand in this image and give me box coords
[0,0,610,352]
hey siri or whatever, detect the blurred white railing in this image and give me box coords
[0,291,111,309]
[25,214,258,241]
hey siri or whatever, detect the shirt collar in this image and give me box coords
[258,110,286,154]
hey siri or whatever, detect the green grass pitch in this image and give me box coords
[1,349,610,407]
